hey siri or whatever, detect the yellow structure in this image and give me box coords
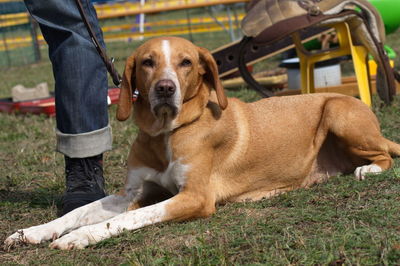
[292,22,372,107]
[0,19,241,51]
[368,59,394,76]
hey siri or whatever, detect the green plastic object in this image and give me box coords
[304,0,400,52]
[384,45,397,59]
[368,0,400,34]
[368,45,397,59]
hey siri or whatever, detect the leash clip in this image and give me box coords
[133,89,139,100]
[110,57,122,87]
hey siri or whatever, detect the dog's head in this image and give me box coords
[116,37,227,134]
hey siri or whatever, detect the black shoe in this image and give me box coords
[61,154,106,215]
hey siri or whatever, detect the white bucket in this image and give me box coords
[281,57,342,90]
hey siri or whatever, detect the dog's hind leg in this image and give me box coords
[386,139,400,158]
[351,138,400,180]
[350,146,392,180]
[321,96,399,180]
[4,193,132,247]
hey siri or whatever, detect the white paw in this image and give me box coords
[49,229,90,250]
[4,224,59,247]
[354,164,382,180]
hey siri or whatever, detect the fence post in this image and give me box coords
[28,16,41,62]
[2,31,11,67]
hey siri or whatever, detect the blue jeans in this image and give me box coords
[24,0,112,158]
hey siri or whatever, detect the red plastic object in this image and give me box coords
[0,87,127,117]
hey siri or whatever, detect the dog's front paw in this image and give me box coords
[354,164,382,180]
[4,225,59,248]
[49,229,91,250]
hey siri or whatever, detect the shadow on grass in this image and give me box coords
[0,186,61,209]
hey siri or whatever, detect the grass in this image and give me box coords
[1,11,400,265]
[1,102,400,264]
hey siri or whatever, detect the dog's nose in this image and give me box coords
[155,79,176,97]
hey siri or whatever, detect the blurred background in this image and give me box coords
[0,0,246,67]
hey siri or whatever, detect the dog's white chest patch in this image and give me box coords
[127,161,189,196]
[156,161,189,194]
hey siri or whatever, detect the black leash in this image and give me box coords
[75,0,121,87]
[238,36,274,98]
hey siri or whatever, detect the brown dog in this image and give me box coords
[5,37,400,250]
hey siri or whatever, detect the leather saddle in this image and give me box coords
[212,0,396,103]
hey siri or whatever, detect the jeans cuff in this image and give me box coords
[56,125,112,158]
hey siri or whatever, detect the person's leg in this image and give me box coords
[23,0,111,214]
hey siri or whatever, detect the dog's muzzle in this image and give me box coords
[152,79,179,118]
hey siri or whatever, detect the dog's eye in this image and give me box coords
[180,59,192,67]
[142,59,154,67]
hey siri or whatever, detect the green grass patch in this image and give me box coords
[1,97,400,264]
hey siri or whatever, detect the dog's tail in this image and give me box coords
[387,139,400,157]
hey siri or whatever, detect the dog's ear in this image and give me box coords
[117,53,135,121]
[197,47,228,110]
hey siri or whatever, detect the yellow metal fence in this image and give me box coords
[0,0,246,67]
